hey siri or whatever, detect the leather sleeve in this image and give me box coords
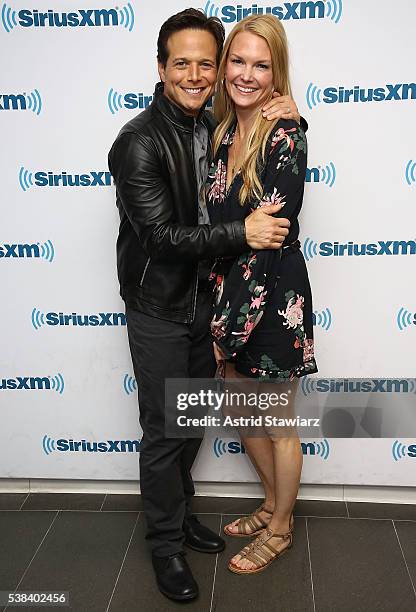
[108,132,247,261]
[300,116,308,133]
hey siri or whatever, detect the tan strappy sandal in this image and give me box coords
[223,504,273,537]
[228,527,293,574]
[234,513,294,559]
[224,506,295,540]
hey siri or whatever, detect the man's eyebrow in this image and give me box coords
[172,56,215,63]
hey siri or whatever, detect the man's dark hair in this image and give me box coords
[157,8,225,67]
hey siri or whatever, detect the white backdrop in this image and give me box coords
[1,0,415,485]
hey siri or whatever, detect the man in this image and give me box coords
[108,8,300,602]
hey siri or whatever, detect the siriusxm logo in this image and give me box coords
[203,0,342,23]
[303,238,416,261]
[306,162,336,187]
[0,241,54,262]
[301,439,330,459]
[312,308,332,331]
[306,81,416,110]
[42,435,140,455]
[392,440,416,461]
[0,90,42,114]
[1,3,135,32]
[213,438,330,458]
[213,438,246,457]
[396,307,416,331]
[107,88,213,114]
[405,160,416,186]
[108,88,153,114]
[31,309,126,330]
[302,377,416,396]
[1,373,64,393]
[19,167,112,191]
[123,374,137,395]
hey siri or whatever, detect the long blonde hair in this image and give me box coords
[213,15,292,205]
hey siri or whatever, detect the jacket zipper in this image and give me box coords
[191,266,199,323]
[189,120,199,323]
[139,257,150,287]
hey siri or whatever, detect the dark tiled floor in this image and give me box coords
[347,501,416,521]
[0,494,415,612]
[21,493,105,512]
[0,493,28,511]
[102,494,142,512]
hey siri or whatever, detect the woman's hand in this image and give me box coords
[262,92,301,124]
[213,342,227,365]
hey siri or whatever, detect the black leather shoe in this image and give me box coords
[152,552,198,601]
[184,515,225,553]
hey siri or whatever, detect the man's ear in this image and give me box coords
[158,62,166,83]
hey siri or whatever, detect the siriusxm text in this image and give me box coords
[1,377,51,390]
[16,9,120,28]
[218,2,325,23]
[1,94,27,110]
[218,441,328,455]
[313,379,415,393]
[122,93,153,110]
[41,312,126,326]
[56,439,141,452]
[0,243,42,258]
[31,171,112,187]
[322,83,415,104]
[320,241,416,256]
[112,93,211,111]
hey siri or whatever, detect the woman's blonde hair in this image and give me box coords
[213,14,292,205]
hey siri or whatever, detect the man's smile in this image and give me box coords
[181,86,205,95]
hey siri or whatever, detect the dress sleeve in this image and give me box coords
[211,120,307,358]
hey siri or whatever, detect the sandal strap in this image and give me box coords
[236,503,273,535]
[263,530,292,551]
[250,540,276,563]
[237,515,256,534]
[245,549,268,565]
[238,513,294,555]
[257,503,273,515]
[243,530,292,568]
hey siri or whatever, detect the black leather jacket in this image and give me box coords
[108,83,247,324]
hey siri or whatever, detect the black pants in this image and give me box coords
[126,289,216,557]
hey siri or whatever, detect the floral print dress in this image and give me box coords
[206,119,318,382]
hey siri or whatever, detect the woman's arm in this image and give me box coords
[211,120,307,358]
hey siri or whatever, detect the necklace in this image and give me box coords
[229,128,243,178]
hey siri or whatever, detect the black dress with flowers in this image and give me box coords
[206,119,318,382]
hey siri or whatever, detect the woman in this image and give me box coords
[206,14,318,574]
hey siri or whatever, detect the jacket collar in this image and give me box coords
[153,81,208,131]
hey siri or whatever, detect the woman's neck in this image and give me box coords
[234,107,257,141]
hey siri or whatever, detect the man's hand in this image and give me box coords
[262,92,301,124]
[245,204,290,250]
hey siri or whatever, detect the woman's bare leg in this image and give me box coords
[231,380,302,570]
[223,363,276,534]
